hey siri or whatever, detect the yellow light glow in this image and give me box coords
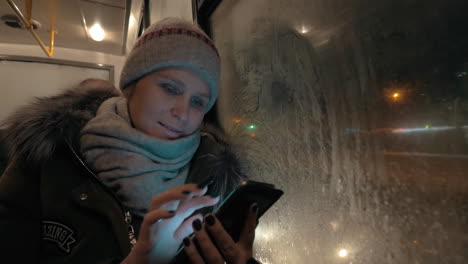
[338,249,348,258]
[234,119,242,124]
[255,225,273,242]
[393,93,399,98]
[89,23,105,41]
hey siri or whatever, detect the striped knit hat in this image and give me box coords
[119,17,220,111]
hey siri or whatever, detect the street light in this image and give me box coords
[338,249,348,258]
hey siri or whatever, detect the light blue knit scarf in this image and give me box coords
[80,97,200,217]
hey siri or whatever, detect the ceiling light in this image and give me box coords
[89,23,105,41]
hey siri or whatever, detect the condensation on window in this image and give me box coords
[211,0,468,263]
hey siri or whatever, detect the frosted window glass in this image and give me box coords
[211,0,468,263]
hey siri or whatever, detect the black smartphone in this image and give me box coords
[214,180,284,241]
[171,180,283,263]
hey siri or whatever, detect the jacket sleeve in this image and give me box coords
[0,161,42,262]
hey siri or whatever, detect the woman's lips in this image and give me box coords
[158,122,183,138]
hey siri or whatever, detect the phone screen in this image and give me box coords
[215,180,284,241]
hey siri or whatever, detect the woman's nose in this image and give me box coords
[170,100,189,121]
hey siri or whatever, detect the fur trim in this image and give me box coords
[195,123,249,199]
[1,80,120,166]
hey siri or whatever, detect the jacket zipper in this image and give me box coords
[66,141,137,248]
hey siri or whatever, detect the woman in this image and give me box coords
[0,18,259,263]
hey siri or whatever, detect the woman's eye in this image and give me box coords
[191,97,205,108]
[162,83,180,95]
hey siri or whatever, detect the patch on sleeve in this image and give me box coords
[42,221,77,253]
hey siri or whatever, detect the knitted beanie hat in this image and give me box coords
[119,17,220,111]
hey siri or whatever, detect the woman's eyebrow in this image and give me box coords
[157,75,186,88]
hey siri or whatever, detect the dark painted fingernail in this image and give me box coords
[197,177,214,189]
[205,214,215,226]
[183,237,190,246]
[193,219,202,231]
[168,210,175,214]
[182,190,191,195]
[252,204,258,213]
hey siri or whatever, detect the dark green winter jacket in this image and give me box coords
[0,84,247,263]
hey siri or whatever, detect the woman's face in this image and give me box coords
[126,68,210,140]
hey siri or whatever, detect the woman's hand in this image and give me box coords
[183,203,259,264]
[123,183,219,264]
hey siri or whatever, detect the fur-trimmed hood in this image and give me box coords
[1,81,120,166]
[1,80,248,198]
